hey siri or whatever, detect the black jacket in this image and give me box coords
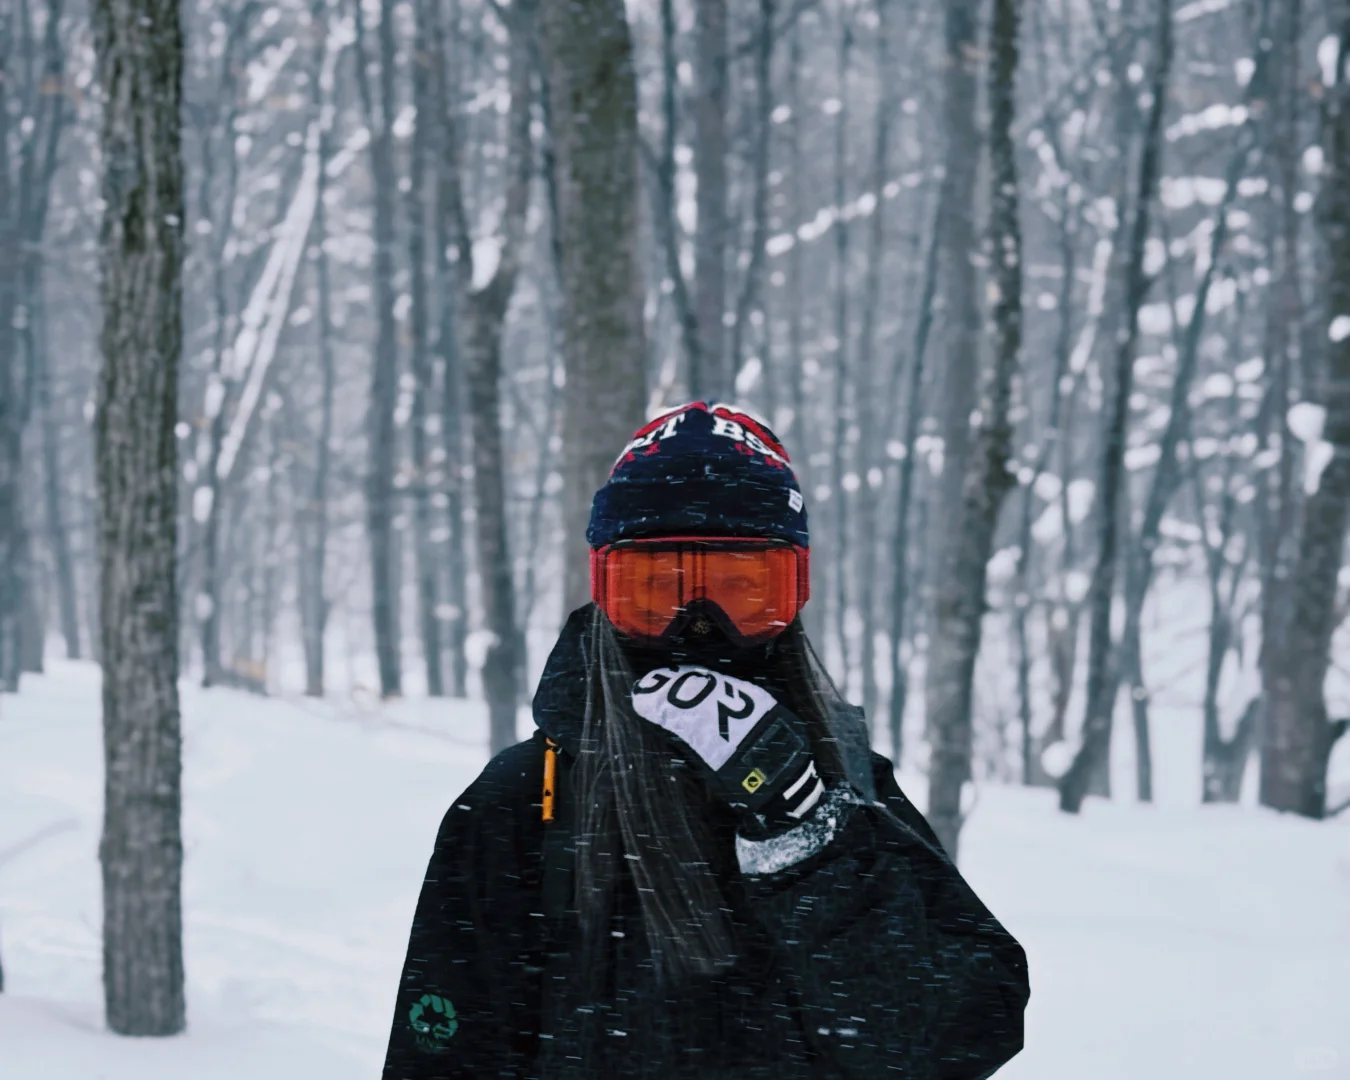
[382,614,1028,1079]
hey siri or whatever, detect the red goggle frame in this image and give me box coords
[590,536,810,643]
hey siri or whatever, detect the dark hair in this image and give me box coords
[570,607,850,985]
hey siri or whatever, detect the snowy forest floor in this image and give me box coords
[2,659,1349,1079]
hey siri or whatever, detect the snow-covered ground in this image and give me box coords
[2,658,1349,1078]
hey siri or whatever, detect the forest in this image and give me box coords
[0,0,1349,1069]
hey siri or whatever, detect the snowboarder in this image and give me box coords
[382,402,1028,1079]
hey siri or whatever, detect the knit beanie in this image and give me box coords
[587,402,809,549]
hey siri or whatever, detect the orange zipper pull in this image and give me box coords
[542,737,558,822]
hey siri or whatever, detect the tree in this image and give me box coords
[406,0,444,696]
[1259,10,1350,818]
[0,13,21,691]
[926,0,1024,860]
[428,0,470,697]
[1059,0,1174,815]
[91,0,186,1035]
[0,0,69,685]
[296,0,342,698]
[538,0,649,616]
[352,0,403,698]
[440,5,534,754]
[693,0,730,400]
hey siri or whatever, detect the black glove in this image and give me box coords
[631,665,825,838]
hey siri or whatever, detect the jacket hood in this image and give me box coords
[532,604,595,757]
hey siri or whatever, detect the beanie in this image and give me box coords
[587,402,809,549]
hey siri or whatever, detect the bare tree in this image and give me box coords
[1256,0,1304,785]
[855,0,893,726]
[827,12,854,690]
[926,0,1024,859]
[0,14,21,691]
[352,0,403,698]
[887,193,942,769]
[440,7,533,754]
[539,0,649,616]
[297,0,341,697]
[928,0,983,612]
[429,0,469,697]
[1260,8,1350,819]
[1189,410,1259,804]
[0,0,69,684]
[24,0,75,664]
[91,0,186,1034]
[406,0,444,696]
[1060,0,1174,815]
[693,0,730,400]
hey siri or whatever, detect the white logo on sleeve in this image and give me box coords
[788,490,804,513]
[631,666,776,771]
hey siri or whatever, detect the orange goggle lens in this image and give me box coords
[590,539,810,643]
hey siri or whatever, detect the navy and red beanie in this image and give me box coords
[587,402,808,549]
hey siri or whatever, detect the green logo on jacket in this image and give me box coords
[409,992,458,1052]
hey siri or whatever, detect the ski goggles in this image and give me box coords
[591,536,810,643]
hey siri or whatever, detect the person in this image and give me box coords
[381,402,1028,1080]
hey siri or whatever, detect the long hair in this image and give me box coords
[570,606,850,985]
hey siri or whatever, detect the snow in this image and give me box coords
[1320,35,1342,89]
[1330,315,1350,344]
[1288,402,1327,445]
[1124,443,1162,471]
[1176,0,1235,22]
[1165,108,1247,144]
[3,657,1349,1079]
[1305,441,1336,497]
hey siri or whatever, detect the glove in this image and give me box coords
[631,665,826,838]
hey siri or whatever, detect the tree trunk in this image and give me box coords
[0,42,21,692]
[354,0,403,698]
[648,0,701,390]
[407,0,444,696]
[693,0,730,400]
[1195,440,1252,804]
[728,0,777,394]
[928,0,983,614]
[887,194,942,769]
[36,286,81,660]
[1059,0,1173,814]
[784,28,825,649]
[17,524,43,675]
[445,16,532,753]
[91,0,186,1034]
[856,0,893,727]
[16,1,70,670]
[299,0,337,698]
[539,0,649,619]
[926,0,1023,861]
[828,15,854,693]
[921,0,984,836]
[429,0,469,697]
[1260,11,1350,817]
[194,23,248,688]
[1257,0,1304,754]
